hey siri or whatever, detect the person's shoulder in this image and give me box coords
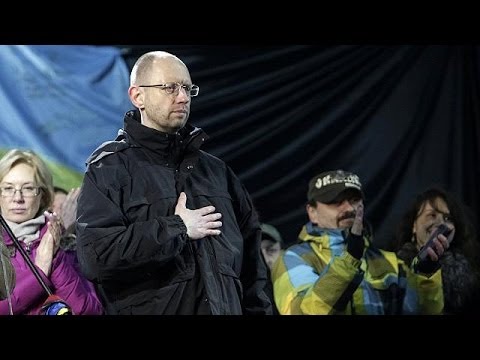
[283,242,311,257]
[86,130,130,165]
[199,149,223,162]
[199,150,228,169]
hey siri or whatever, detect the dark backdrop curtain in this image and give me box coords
[121,45,480,249]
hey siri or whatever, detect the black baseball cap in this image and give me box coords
[307,170,364,204]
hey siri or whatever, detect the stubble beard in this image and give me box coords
[144,107,189,133]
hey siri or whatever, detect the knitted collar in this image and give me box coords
[5,214,45,246]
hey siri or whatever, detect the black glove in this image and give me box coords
[345,204,365,260]
[412,224,453,274]
[346,232,365,260]
[412,256,441,274]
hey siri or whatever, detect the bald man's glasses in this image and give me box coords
[139,83,199,97]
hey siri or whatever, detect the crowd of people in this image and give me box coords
[1,50,478,315]
[272,170,450,315]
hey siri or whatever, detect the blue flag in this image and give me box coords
[0,45,132,188]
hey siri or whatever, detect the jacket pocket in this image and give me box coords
[116,282,181,315]
[114,268,194,315]
[218,265,243,299]
[191,187,233,207]
[217,264,244,311]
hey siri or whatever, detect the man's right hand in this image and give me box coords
[346,204,365,260]
[175,192,222,239]
[350,204,364,236]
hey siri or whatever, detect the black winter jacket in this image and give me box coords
[76,110,272,315]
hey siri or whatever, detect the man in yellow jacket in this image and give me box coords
[272,170,449,315]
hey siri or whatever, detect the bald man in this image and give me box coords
[76,51,272,315]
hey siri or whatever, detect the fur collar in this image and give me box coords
[398,242,480,314]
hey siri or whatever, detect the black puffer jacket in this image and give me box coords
[76,110,271,315]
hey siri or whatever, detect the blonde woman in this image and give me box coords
[0,149,103,315]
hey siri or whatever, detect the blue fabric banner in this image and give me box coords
[0,45,131,187]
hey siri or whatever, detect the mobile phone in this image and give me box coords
[418,223,453,261]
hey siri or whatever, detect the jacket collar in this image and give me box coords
[123,109,208,156]
[298,222,345,249]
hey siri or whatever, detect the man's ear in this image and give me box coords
[306,203,317,222]
[128,86,145,109]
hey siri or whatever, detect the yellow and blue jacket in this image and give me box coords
[272,222,443,315]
